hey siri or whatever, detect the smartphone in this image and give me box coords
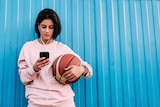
[40,52,49,59]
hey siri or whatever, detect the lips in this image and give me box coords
[44,34,50,37]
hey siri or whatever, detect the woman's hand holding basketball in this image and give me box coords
[63,65,84,82]
[33,57,50,72]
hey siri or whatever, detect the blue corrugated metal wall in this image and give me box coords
[0,0,160,107]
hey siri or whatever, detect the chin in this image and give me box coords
[44,37,51,40]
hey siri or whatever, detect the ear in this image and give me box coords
[37,23,40,30]
[38,26,40,31]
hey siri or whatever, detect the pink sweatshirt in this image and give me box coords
[18,39,93,105]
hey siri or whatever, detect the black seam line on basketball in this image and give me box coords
[58,55,74,82]
[64,56,75,84]
[58,55,64,82]
[65,56,75,68]
[59,55,75,83]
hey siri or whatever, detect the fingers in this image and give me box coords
[63,72,77,82]
[63,72,73,79]
[69,77,78,82]
[33,58,50,72]
[63,66,79,82]
[39,57,50,65]
[64,66,72,71]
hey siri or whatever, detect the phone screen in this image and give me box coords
[40,52,49,59]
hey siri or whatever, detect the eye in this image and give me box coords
[41,26,46,29]
[49,26,54,29]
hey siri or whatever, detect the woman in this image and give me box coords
[17,8,93,107]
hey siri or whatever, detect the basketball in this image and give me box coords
[53,54,81,84]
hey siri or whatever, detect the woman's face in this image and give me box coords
[38,19,54,42]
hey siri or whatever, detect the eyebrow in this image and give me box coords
[41,24,54,26]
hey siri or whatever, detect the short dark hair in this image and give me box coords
[35,8,61,39]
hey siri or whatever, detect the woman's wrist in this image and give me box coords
[81,65,89,77]
[33,65,39,72]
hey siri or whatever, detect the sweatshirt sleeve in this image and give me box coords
[17,45,38,85]
[81,61,93,78]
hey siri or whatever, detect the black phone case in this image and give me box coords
[40,52,49,58]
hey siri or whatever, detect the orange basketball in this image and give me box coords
[53,54,81,84]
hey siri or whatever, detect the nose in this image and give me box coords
[46,28,49,32]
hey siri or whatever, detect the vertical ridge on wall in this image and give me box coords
[0,0,5,106]
[95,0,110,107]
[153,3,160,102]
[109,1,123,107]
[141,1,159,107]
[83,1,98,107]
[130,1,147,107]
[0,0,160,107]
[2,0,13,106]
[120,1,136,107]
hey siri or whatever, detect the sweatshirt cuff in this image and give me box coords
[80,62,93,78]
[28,66,38,76]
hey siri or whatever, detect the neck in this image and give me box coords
[39,37,53,45]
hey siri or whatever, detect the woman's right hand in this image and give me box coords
[33,57,50,72]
